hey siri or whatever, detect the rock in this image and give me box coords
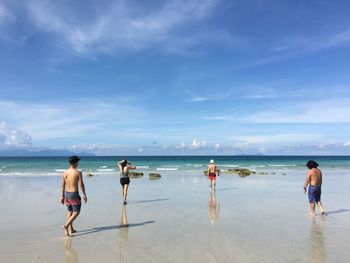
[282,173,287,176]
[225,168,255,177]
[128,172,144,178]
[87,173,94,177]
[149,173,161,180]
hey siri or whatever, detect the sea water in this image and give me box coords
[0,156,349,176]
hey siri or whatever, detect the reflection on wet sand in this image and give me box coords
[309,216,326,263]
[208,191,220,225]
[63,238,79,263]
[118,205,129,261]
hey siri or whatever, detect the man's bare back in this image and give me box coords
[307,168,322,187]
[63,168,82,192]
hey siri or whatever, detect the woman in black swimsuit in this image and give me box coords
[118,160,136,205]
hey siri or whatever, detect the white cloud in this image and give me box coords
[23,0,223,55]
[190,138,207,148]
[203,98,350,124]
[245,98,350,124]
[0,99,148,141]
[273,29,350,53]
[343,142,350,147]
[232,133,324,147]
[0,2,15,27]
[0,121,32,147]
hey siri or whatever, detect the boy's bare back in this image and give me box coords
[308,168,322,186]
[63,168,82,192]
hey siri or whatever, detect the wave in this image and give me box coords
[97,169,115,172]
[137,165,150,169]
[268,164,297,167]
[156,168,178,171]
[99,165,109,168]
[55,169,66,172]
[220,165,240,168]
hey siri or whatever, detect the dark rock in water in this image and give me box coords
[149,173,161,180]
[87,173,94,177]
[225,168,256,177]
[128,172,144,178]
[204,170,208,176]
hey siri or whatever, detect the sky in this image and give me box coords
[0,0,350,155]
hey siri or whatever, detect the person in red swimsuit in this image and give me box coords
[207,159,219,192]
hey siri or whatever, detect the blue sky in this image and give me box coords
[0,0,350,155]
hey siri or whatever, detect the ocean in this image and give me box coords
[0,156,349,176]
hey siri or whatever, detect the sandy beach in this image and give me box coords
[0,168,349,263]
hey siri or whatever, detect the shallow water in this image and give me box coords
[0,170,349,262]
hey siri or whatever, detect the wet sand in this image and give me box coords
[0,169,349,263]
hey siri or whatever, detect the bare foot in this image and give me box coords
[62,225,71,237]
[71,229,77,233]
[321,211,325,216]
[123,201,127,205]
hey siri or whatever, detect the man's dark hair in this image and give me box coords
[306,160,319,169]
[69,155,80,164]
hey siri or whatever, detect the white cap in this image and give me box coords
[210,159,215,164]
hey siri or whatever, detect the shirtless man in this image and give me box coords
[61,155,87,237]
[303,160,325,216]
[207,159,219,192]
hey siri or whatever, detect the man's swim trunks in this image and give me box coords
[64,191,81,212]
[308,185,321,203]
[209,172,216,181]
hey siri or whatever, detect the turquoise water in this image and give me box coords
[0,156,349,176]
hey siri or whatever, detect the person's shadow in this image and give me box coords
[73,219,155,237]
[63,238,79,263]
[324,209,350,216]
[128,198,170,204]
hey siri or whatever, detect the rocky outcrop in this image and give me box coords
[149,173,161,180]
[225,168,256,177]
[128,172,144,178]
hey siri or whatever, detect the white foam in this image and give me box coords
[156,168,178,171]
[137,166,150,169]
[220,165,240,168]
[97,169,115,172]
[55,169,66,172]
[268,164,297,167]
[99,165,109,168]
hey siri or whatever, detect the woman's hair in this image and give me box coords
[306,160,319,169]
[120,160,128,171]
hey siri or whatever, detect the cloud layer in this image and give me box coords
[0,121,32,147]
[21,0,221,55]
